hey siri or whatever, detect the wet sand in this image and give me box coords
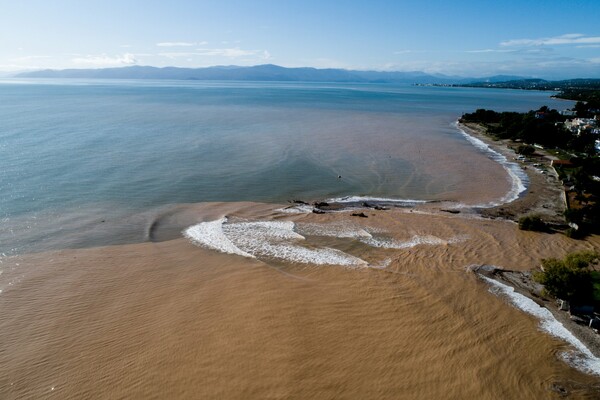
[2,125,600,399]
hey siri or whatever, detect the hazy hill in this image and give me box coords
[15,64,525,84]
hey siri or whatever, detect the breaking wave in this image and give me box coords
[184,218,367,267]
[455,122,528,207]
[184,220,466,267]
[296,222,373,238]
[361,234,468,249]
[326,196,427,206]
[481,275,600,376]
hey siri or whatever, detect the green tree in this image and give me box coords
[516,144,535,155]
[518,215,546,231]
[533,251,598,301]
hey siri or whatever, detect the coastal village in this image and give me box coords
[460,90,600,359]
[561,116,600,152]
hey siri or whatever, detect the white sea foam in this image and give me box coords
[184,219,367,266]
[480,275,600,376]
[184,218,465,266]
[276,204,314,214]
[370,258,392,269]
[326,195,427,205]
[361,234,467,249]
[183,218,254,258]
[249,242,367,266]
[455,122,528,207]
[296,222,373,238]
[223,220,304,242]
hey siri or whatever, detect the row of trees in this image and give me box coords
[461,106,600,236]
[460,106,597,153]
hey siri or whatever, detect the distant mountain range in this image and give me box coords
[15,64,529,85]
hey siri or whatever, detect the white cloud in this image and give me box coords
[195,47,269,58]
[157,47,271,61]
[71,53,137,66]
[0,63,45,72]
[501,33,600,47]
[158,52,200,59]
[10,55,52,62]
[156,41,206,47]
[465,49,514,53]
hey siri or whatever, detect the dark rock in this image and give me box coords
[549,383,569,396]
[314,201,329,208]
[441,209,460,214]
[351,212,368,218]
[362,202,388,210]
[312,209,326,214]
[291,200,309,205]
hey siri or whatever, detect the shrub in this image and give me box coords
[533,251,598,302]
[516,144,535,155]
[518,215,546,231]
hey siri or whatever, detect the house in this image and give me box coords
[551,159,574,168]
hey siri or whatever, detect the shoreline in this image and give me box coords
[458,122,600,373]
[457,121,567,225]
[3,118,600,398]
[473,265,600,359]
[307,120,568,226]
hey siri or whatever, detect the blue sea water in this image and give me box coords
[0,79,572,254]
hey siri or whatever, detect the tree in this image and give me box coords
[516,144,535,155]
[533,251,598,302]
[518,215,546,231]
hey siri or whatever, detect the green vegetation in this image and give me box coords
[516,144,535,155]
[461,103,599,236]
[460,106,586,150]
[457,78,600,110]
[518,215,547,232]
[558,157,600,235]
[533,251,599,303]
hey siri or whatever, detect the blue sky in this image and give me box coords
[1,0,599,78]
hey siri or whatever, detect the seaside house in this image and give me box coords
[564,118,598,135]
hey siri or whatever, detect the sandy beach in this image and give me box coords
[458,122,567,225]
[2,124,600,399]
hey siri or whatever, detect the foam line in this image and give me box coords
[184,219,367,266]
[296,223,373,238]
[183,218,254,258]
[480,275,600,376]
[276,205,314,214]
[223,220,305,241]
[326,195,427,205]
[250,243,367,266]
[361,234,467,249]
[455,122,528,207]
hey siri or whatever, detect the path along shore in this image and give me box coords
[458,122,567,225]
[458,122,600,360]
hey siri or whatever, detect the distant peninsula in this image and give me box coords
[15,64,529,85]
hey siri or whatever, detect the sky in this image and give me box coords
[1,0,599,79]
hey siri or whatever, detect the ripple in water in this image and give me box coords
[481,275,600,376]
